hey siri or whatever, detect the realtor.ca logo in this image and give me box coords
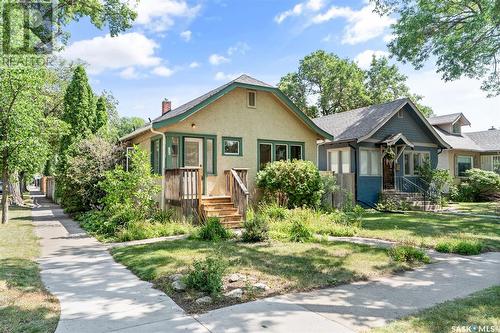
[1,0,54,55]
[452,325,499,333]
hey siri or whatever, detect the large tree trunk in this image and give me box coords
[9,171,24,206]
[1,163,8,224]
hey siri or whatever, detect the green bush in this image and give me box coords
[193,217,232,241]
[242,212,269,242]
[115,220,193,242]
[389,245,431,264]
[152,208,176,224]
[256,160,324,208]
[259,203,288,221]
[287,209,314,242]
[435,238,483,255]
[457,169,500,201]
[185,256,226,295]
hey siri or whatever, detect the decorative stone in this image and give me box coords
[228,273,241,282]
[169,273,183,281]
[171,279,186,291]
[224,288,243,298]
[253,282,269,291]
[195,296,212,305]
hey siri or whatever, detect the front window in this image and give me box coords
[359,149,381,176]
[222,137,242,156]
[248,90,256,108]
[456,155,473,177]
[259,143,272,170]
[206,138,214,174]
[275,144,288,161]
[494,156,500,174]
[291,145,303,160]
[404,151,430,176]
[327,148,351,174]
[258,140,304,170]
[151,139,161,174]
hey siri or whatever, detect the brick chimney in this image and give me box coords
[162,98,171,115]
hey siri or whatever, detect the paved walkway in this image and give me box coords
[31,193,209,333]
[32,192,500,333]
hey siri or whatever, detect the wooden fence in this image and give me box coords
[45,176,56,201]
[164,167,202,221]
[320,171,355,209]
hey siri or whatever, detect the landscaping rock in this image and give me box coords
[195,296,212,305]
[169,273,184,281]
[228,273,241,282]
[171,279,186,291]
[253,282,269,291]
[224,288,243,298]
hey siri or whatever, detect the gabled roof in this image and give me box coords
[120,74,332,141]
[313,98,449,148]
[467,129,500,151]
[428,113,471,126]
[434,127,483,151]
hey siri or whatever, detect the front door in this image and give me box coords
[183,137,204,196]
[383,156,395,190]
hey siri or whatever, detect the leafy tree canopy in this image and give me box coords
[372,0,500,97]
[279,50,432,117]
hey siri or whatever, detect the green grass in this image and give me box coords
[450,202,500,216]
[359,211,500,251]
[371,286,500,333]
[112,239,414,305]
[0,205,60,333]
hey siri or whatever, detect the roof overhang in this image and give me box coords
[119,123,152,142]
[379,133,415,148]
[151,82,334,141]
[358,99,451,149]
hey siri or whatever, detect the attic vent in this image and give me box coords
[247,90,256,108]
[397,110,403,118]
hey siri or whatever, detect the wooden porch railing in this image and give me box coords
[164,167,202,222]
[224,168,249,219]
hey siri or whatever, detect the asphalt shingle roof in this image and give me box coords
[427,113,462,125]
[152,74,273,123]
[434,128,483,151]
[466,130,500,151]
[312,98,408,142]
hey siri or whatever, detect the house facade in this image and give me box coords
[428,113,500,180]
[313,99,449,206]
[121,75,331,225]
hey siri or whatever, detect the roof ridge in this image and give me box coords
[313,98,408,120]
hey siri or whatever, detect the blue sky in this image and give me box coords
[62,0,499,132]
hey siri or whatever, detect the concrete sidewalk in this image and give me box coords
[31,192,208,333]
[32,192,500,333]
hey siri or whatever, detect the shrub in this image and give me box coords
[389,245,430,264]
[459,169,500,201]
[115,220,193,242]
[152,208,176,224]
[259,203,288,221]
[435,238,483,255]
[77,210,118,237]
[99,147,160,224]
[242,212,269,242]
[287,209,314,242]
[185,256,226,295]
[194,217,231,241]
[256,160,324,208]
[376,194,412,211]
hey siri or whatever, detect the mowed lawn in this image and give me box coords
[359,211,500,251]
[372,286,500,333]
[112,239,410,311]
[449,202,500,217]
[0,205,60,333]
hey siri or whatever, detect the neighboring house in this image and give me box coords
[313,98,450,207]
[120,74,332,225]
[428,113,500,179]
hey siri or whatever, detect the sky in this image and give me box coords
[61,0,499,132]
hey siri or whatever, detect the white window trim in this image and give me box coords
[404,151,431,176]
[223,139,240,156]
[327,148,351,174]
[359,148,381,176]
[247,90,257,108]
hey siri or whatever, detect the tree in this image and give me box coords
[95,95,108,132]
[365,56,433,116]
[278,73,313,116]
[0,67,49,223]
[372,0,500,96]
[115,117,146,139]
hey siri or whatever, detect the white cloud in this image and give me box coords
[152,66,174,77]
[227,42,250,56]
[60,32,161,74]
[275,0,325,24]
[119,67,140,79]
[312,3,395,44]
[209,54,230,66]
[214,71,241,81]
[180,30,192,42]
[322,34,332,42]
[189,61,200,68]
[134,0,201,32]
[383,34,394,43]
[355,49,390,69]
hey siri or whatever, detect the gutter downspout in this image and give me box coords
[150,126,167,210]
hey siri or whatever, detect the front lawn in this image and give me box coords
[359,211,500,251]
[449,202,500,217]
[112,239,413,312]
[371,285,500,333]
[0,205,60,333]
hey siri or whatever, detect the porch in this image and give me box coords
[163,167,249,228]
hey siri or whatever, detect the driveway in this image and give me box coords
[32,192,500,333]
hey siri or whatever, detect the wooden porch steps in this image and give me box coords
[201,196,243,228]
